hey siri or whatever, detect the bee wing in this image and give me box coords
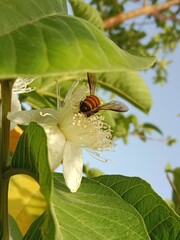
[87,72,96,95]
[99,100,129,112]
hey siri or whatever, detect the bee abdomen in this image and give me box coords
[80,95,100,112]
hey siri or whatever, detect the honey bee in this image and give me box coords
[80,73,129,117]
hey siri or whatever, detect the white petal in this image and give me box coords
[7,108,59,126]
[43,125,66,170]
[63,142,83,192]
[11,93,21,112]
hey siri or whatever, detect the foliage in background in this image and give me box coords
[90,0,180,84]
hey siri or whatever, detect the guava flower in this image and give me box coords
[8,81,113,192]
[0,77,35,130]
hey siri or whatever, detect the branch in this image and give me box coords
[104,0,180,29]
[154,13,180,22]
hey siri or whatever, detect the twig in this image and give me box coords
[104,0,180,29]
[154,13,180,22]
[166,172,180,206]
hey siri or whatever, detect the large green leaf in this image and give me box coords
[53,174,150,239]
[10,122,52,200]
[94,175,180,240]
[0,0,155,79]
[25,173,150,239]
[97,71,152,113]
[0,0,67,34]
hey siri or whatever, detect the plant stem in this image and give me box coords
[0,179,9,240]
[0,80,13,240]
[166,172,180,206]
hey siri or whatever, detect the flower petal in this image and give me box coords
[7,108,59,126]
[43,125,66,170]
[63,142,83,192]
[11,93,21,112]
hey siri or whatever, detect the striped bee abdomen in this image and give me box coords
[80,95,100,112]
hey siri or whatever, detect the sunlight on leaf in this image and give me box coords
[0,1,155,78]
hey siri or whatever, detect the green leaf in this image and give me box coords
[52,173,149,239]
[0,0,155,79]
[19,77,73,110]
[9,215,23,240]
[24,173,150,239]
[166,200,176,211]
[0,0,67,35]
[22,90,56,109]
[94,175,180,239]
[83,164,104,178]
[11,123,49,188]
[114,114,131,140]
[128,115,139,129]
[142,123,163,135]
[97,71,152,113]
[68,0,104,30]
[167,137,177,146]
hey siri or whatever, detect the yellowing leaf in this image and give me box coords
[10,126,23,152]
[9,175,46,235]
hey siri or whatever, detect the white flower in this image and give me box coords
[7,82,113,192]
[0,77,35,130]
